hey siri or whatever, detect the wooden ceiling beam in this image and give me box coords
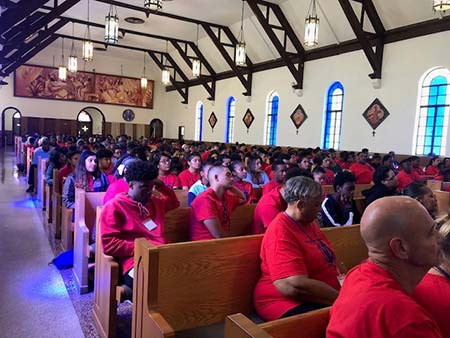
[0,0,48,35]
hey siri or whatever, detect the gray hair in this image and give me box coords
[284,176,322,204]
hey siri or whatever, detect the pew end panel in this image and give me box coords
[133,235,264,337]
[434,190,450,216]
[163,208,191,243]
[427,180,443,191]
[61,206,74,251]
[229,204,257,237]
[174,190,189,208]
[321,225,367,270]
[225,314,272,338]
[93,206,120,338]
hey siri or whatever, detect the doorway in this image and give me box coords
[149,119,163,140]
[1,107,21,147]
[77,107,105,137]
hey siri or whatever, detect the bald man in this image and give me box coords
[190,165,246,240]
[327,196,443,338]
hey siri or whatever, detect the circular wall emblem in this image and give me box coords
[122,109,135,122]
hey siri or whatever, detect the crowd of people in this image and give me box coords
[22,133,450,337]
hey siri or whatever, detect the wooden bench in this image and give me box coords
[434,190,450,216]
[73,188,105,294]
[174,190,188,207]
[225,307,330,338]
[37,157,48,207]
[427,180,442,191]
[132,224,367,338]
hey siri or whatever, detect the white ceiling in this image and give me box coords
[33,0,448,78]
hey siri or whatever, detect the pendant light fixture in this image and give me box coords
[434,0,450,12]
[58,38,67,81]
[105,2,119,44]
[82,0,94,61]
[192,24,201,77]
[162,40,171,85]
[304,0,319,47]
[141,52,148,89]
[235,0,246,67]
[144,0,162,11]
[68,23,78,73]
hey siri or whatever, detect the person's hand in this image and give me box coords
[340,194,352,208]
[153,178,164,190]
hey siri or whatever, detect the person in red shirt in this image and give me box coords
[396,158,423,192]
[327,196,443,338]
[349,152,374,184]
[190,165,246,241]
[230,160,253,203]
[425,156,441,178]
[410,156,425,177]
[178,152,202,190]
[404,182,438,219]
[263,160,288,195]
[58,150,80,191]
[96,148,114,176]
[254,176,340,321]
[100,160,180,289]
[153,151,181,189]
[414,212,450,337]
[320,155,335,185]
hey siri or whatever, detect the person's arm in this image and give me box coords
[155,179,180,211]
[62,176,75,209]
[228,185,246,205]
[101,204,134,258]
[45,164,54,186]
[203,218,227,238]
[187,192,196,207]
[273,275,339,306]
[321,197,346,227]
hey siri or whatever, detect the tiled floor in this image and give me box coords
[0,148,132,338]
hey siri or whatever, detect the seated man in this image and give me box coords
[96,148,114,175]
[100,160,180,289]
[349,152,374,184]
[321,171,360,227]
[327,196,443,337]
[190,165,246,240]
[397,158,422,192]
[187,162,214,206]
[262,160,288,195]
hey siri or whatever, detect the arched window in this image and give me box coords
[323,82,344,149]
[225,97,236,143]
[77,111,92,122]
[195,101,204,141]
[414,68,450,156]
[264,91,279,146]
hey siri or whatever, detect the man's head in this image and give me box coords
[272,160,288,184]
[207,165,233,190]
[125,160,158,205]
[312,166,326,185]
[400,158,412,173]
[357,152,368,164]
[96,148,113,171]
[404,182,438,218]
[361,196,442,284]
[333,171,356,199]
[200,162,214,185]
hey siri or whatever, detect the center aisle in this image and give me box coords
[0,149,85,338]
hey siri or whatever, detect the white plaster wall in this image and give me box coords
[162,30,450,156]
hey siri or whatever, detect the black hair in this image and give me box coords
[170,157,184,175]
[271,159,286,171]
[96,148,113,160]
[333,171,356,191]
[286,167,313,181]
[125,160,158,182]
[427,156,440,168]
[48,149,64,169]
[229,160,244,173]
[403,182,430,199]
[312,166,326,175]
[373,165,393,185]
[187,151,201,162]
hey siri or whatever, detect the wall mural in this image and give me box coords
[14,64,154,109]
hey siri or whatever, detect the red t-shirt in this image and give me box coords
[327,261,442,338]
[233,180,253,204]
[396,170,415,192]
[178,169,200,189]
[414,272,450,337]
[253,187,287,234]
[324,168,335,185]
[159,174,181,189]
[412,166,425,177]
[425,166,440,178]
[254,212,339,321]
[262,181,282,195]
[349,162,374,184]
[103,178,129,204]
[190,188,241,241]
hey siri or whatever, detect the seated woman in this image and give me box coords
[244,155,270,188]
[403,182,438,219]
[100,160,180,289]
[425,156,441,178]
[62,150,109,209]
[321,171,360,227]
[230,160,252,203]
[414,213,450,336]
[153,151,181,189]
[362,165,398,206]
[45,148,66,186]
[254,176,340,321]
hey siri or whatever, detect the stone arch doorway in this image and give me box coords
[149,118,163,140]
[1,107,21,147]
[77,107,105,137]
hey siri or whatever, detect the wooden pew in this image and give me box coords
[73,188,105,294]
[132,225,367,338]
[225,307,330,338]
[26,146,33,178]
[51,169,61,237]
[174,190,188,207]
[37,157,48,206]
[251,187,263,203]
[434,190,450,216]
[427,180,442,191]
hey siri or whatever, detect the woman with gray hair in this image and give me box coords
[414,213,450,336]
[253,176,340,321]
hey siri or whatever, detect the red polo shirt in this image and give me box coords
[327,261,442,338]
[254,212,339,321]
[324,168,335,185]
[262,181,282,195]
[190,188,241,241]
[396,170,415,192]
[253,187,287,234]
[178,169,200,189]
[349,162,374,184]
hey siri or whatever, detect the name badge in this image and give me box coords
[143,218,158,232]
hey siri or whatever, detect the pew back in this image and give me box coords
[434,190,450,216]
[427,180,442,191]
[174,190,188,207]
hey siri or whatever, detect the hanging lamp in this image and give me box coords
[304,0,319,47]
[162,40,171,85]
[434,0,450,12]
[235,0,246,67]
[58,38,67,81]
[144,0,162,11]
[82,0,94,61]
[141,52,148,89]
[192,24,201,77]
[68,23,78,73]
[105,2,119,44]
